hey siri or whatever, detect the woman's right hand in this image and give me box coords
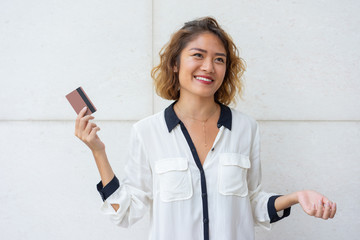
[75,106,105,153]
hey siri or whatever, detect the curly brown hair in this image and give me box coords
[151,17,246,105]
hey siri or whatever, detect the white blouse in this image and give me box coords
[97,102,289,240]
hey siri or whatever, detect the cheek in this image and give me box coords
[216,68,227,88]
[217,66,227,80]
[179,61,196,78]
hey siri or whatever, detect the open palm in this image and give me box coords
[297,190,336,220]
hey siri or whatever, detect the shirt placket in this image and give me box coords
[179,122,225,240]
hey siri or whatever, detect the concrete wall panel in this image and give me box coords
[0,121,150,239]
[153,0,360,120]
[1,0,359,239]
[256,121,359,239]
[0,0,153,121]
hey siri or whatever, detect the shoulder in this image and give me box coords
[229,107,259,131]
[227,107,260,146]
[132,110,167,134]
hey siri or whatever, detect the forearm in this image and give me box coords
[92,149,115,185]
[274,191,299,211]
[92,149,119,211]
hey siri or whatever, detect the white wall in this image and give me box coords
[0,0,359,239]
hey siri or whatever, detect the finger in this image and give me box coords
[76,107,88,121]
[306,203,316,216]
[89,126,100,139]
[315,200,324,218]
[329,202,337,218]
[77,115,95,137]
[79,115,95,131]
[321,196,329,204]
[322,202,331,220]
[85,122,97,135]
[87,126,100,143]
[75,107,88,133]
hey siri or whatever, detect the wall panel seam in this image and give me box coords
[1,120,359,123]
[151,0,155,115]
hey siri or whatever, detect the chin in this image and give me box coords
[179,86,218,99]
[194,91,216,99]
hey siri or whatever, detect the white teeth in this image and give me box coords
[195,76,212,82]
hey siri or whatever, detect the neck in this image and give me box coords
[175,94,218,120]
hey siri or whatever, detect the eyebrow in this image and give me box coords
[189,48,226,57]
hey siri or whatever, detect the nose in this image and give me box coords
[200,58,214,73]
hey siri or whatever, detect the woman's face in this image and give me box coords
[176,32,227,100]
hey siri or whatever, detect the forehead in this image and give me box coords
[184,32,226,53]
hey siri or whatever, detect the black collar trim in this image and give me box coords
[164,101,232,132]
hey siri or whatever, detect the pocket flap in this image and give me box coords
[220,153,251,168]
[155,158,188,174]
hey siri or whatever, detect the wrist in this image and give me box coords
[92,148,106,158]
[91,149,107,163]
[292,191,301,204]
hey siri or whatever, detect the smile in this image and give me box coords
[194,76,214,83]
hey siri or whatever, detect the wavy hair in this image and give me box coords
[151,17,246,105]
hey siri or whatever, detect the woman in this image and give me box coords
[75,17,336,240]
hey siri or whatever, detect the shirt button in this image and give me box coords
[211,147,214,151]
[202,193,207,198]
[217,124,221,128]
[203,218,209,223]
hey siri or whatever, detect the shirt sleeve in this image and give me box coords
[96,125,153,228]
[96,175,120,201]
[247,121,291,229]
[267,195,291,223]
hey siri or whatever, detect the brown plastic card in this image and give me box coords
[66,87,97,116]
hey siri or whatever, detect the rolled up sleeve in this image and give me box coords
[96,125,153,228]
[248,122,291,229]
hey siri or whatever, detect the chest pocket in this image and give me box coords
[218,153,251,197]
[155,158,193,202]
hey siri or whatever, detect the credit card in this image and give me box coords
[66,86,97,115]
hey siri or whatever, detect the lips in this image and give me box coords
[194,75,214,84]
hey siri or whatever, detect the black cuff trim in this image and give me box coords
[268,195,291,223]
[96,175,120,202]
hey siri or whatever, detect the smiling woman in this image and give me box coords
[151,17,246,105]
[74,16,336,240]
[177,33,227,100]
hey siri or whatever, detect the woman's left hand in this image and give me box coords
[297,190,337,220]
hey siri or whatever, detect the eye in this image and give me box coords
[192,53,203,58]
[215,57,225,63]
